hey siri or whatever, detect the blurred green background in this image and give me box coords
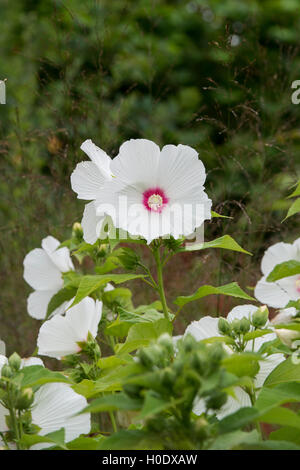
[1,0,300,355]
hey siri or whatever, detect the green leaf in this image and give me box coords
[182,235,251,255]
[66,436,105,450]
[257,406,300,429]
[105,308,165,338]
[270,426,300,445]
[94,364,142,393]
[211,210,232,219]
[222,352,260,378]
[98,430,160,450]
[264,358,300,387]
[219,407,260,434]
[46,285,77,318]
[174,282,254,307]
[137,391,172,420]
[284,198,300,220]
[70,273,146,307]
[81,393,142,414]
[266,260,300,282]
[255,382,300,411]
[115,319,173,355]
[287,181,300,199]
[241,439,300,450]
[209,429,259,450]
[18,366,71,388]
[21,428,66,449]
[243,328,273,341]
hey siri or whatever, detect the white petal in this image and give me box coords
[227,304,258,322]
[271,308,297,324]
[82,201,106,245]
[0,341,5,356]
[0,355,8,374]
[48,247,74,273]
[277,275,300,302]
[255,354,285,388]
[111,139,160,188]
[37,298,102,359]
[71,161,108,200]
[66,297,102,339]
[184,317,220,341]
[41,236,60,253]
[104,283,115,292]
[216,388,251,419]
[31,383,90,449]
[261,242,298,276]
[23,248,63,291]
[193,387,251,419]
[0,403,8,435]
[255,276,291,308]
[27,289,58,320]
[21,357,44,368]
[158,144,207,199]
[80,139,112,180]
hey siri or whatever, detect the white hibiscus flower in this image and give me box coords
[254,238,300,309]
[89,139,212,243]
[184,304,284,418]
[71,139,113,244]
[30,383,90,450]
[37,297,102,359]
[23,236,74,320]
[0,357,90,449]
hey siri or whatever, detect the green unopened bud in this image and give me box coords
[240,317,251,334]
[118,247,140,271]
[72,222,83,239]
[252,306,269,328]
[218,318,231,336]
[161,367,176,388]
[1,364,13,378]
[183,334,196,353]
[206,391,227,410]
[139,348,155,369]
[16,388,34,410]
[232,319,242,335]
[157,334,174,356]
[208,343,224,364]
[8,353,21,371]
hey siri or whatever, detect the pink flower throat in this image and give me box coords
[143,187,168,213]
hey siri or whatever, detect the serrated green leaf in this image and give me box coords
[182,235,251,255]
[70,273,146,307]
[264,358,300,387]
[18,366,71,388]
[81,393,142,414]
[174,282,254,307]
[267,260,300,282]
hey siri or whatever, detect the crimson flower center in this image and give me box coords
[143,187,168,213]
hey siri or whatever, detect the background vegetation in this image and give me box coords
[1,0,300,355]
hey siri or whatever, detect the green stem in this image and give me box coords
[153,246,170,322]
[109,411,118,433]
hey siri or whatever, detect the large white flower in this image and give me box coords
[37,297,102,359]
[185,304,284,418]
[31,383,90,450]
[255,238,300,308]
[71,139,113,244]
[23,236,74,320]
[91,139,212,243]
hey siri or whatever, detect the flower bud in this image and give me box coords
[8,352,21,371]
[16,388,34,410]
[232,319,242,335]
[252,306,269,328]
[218,318,231,336]
[206,391,227,410]
[157,334,174,356]
[72,222,83,239]
[276,328,300,348]
[240,317,251,334]
[1,364,13,378]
